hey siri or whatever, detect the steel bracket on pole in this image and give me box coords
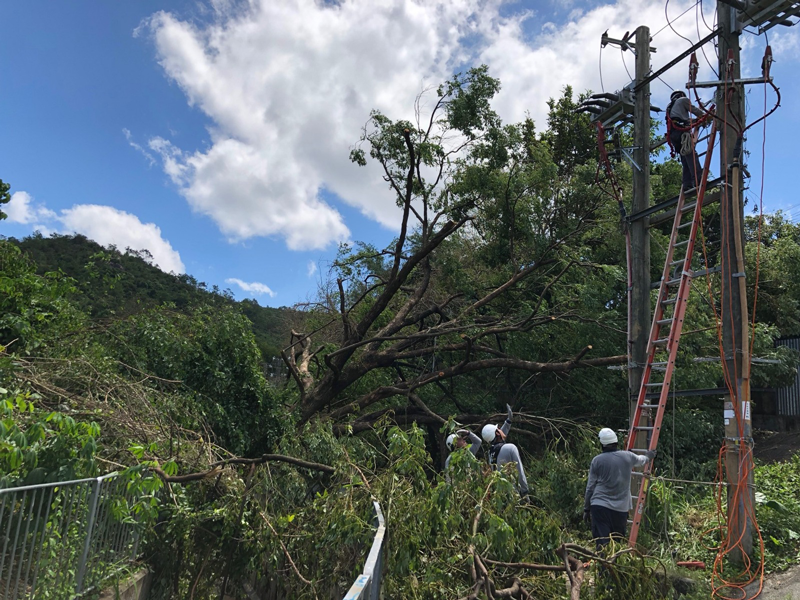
[738,0,800,33]
[619,146,642,171]
[688,77,773,88]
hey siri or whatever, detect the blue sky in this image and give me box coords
[2,0,798,307]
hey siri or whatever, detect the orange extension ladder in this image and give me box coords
[626,121,718,546]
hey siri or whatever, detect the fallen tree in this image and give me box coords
[283,68,626,427]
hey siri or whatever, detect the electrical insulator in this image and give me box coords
[762,45,773,79]
[689,52,699,87]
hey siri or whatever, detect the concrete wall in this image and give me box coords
[99,569,152,600]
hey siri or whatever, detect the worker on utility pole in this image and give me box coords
[666,89,707,191]
[481,405,529,498]
[584,428,655,549]
[444,429,481,473]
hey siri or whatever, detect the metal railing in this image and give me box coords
[342,500,386,600]
[0,473,143,600]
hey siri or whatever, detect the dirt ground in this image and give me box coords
[754,430,800,464]
[746,564,800,599]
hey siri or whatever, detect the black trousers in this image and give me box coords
[669,128,703,190]
[590,505,628,550]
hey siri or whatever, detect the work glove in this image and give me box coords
[506,404,513,422]
[645,450,657,460]
[583,509,591,525]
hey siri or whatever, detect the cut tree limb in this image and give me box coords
[151,453,334,483]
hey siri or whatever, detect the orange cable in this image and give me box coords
[689,63,764,598]
[706,58,767,599]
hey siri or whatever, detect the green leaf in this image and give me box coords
[129,444,145,460]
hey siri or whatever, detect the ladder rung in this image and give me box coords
[645,382,663,387]
[632,471,644,477]
[634,426,655,431]
[665,277,681,286]
[678,221,693,229]
[674,239,691,248]
[683,202,697,212]
[640,403,659,409]
[629,449,649,454]
[653,338,669,346]
[670,258,685,266]
[662,297,678,305]
[656,318,673,325]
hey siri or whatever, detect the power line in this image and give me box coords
[695,0,720,76]
[699,0,717,33]
[599,43,606,92]
[665,0,695,45]
[652,0,702,39]
[621,47,633,81]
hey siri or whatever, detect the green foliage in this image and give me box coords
[0,179,10,221]
[541,85,596,176]
[11,233,291,360]
[654,406,723,482]
[0,389,99,487]
[754,454,800,570]
[107,303,285,455]
[745,213,800,336]
[0,240,82,353]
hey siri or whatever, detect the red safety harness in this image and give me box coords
[665,99,711,158]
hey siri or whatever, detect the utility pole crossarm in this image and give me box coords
[634,29,720,92]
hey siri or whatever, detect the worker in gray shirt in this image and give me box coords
[481,405,529,497]
[444,429,481,473]
[584,428,655,549]
[667,89,706,190]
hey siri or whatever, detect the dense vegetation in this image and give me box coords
[9,233,291,360]
[2,68,800,598]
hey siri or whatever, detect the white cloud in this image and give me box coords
[142,0,797,248]
[307,260,317,278]
[5,191,56,225]
[123,128,156,166]
[225,277,276,297]
[59,205,185,274]
[7,193,185,275]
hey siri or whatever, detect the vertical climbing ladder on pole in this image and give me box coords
[626,122,718,546]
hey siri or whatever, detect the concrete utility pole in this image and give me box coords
[716,1,754,563]
[629,25,651,429]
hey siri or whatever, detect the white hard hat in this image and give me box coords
[670,89,687,101]
[481,424,498,443]
[598,428,618,445]
[446,433,458,451]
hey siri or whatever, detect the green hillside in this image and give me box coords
[9,233,291,360]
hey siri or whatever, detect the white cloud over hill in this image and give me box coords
[5,191,185,274]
